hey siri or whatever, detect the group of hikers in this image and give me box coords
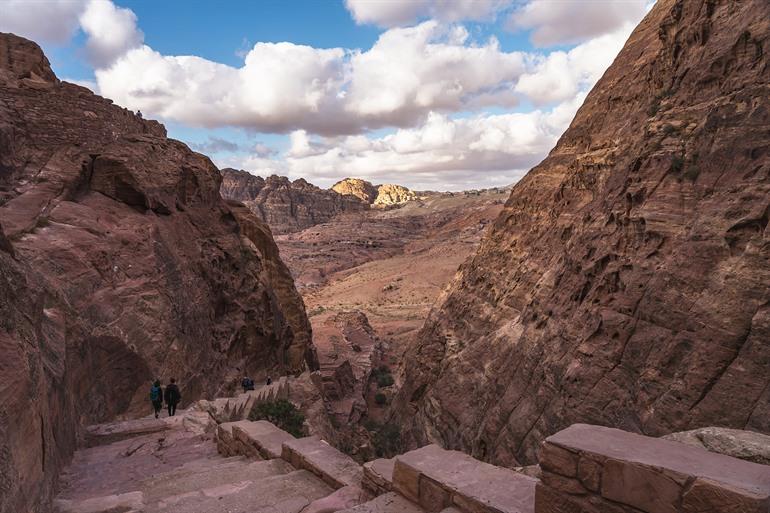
[149,378,182,418]
[241,375,272,392]
[149,375,273,418]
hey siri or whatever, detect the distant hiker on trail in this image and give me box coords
[150,380,163,419]
[164,378,181,416]
[241,376,255,392]
[136,109,142,118]
[266,376,272,386]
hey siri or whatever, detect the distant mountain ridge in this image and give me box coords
[219,169,422,234]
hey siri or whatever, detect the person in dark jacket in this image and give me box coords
[150,380,163,418]
[241,376,255,392]
[164,378,181,416]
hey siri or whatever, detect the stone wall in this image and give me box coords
[537,424,770,513]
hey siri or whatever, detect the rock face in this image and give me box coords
[395,0,770,466]
[332,178,379,204]
[373,184,416,206]
[332,178,417,207]
[0,33,316,513]
[221,169,367,234]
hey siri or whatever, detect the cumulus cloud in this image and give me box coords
[508,0,649,47]
[79,0,143,67]
[0,0,85,44]
[515,24,635,105]
[0,0,142,68]
[345,0,512,27]
[222,93,585,190]
[96,22,526,136]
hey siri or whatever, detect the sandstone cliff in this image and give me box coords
[0,33,316,513]
[394,0,770,466]
[332,177,417,206]
[220,168,367,234]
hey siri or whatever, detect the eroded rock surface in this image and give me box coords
[395,0,770,466]
[0,33,315,513]
[221,169,367,234]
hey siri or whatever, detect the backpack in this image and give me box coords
[150,385,161,402]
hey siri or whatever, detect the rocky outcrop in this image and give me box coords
[394,0,770,466]
[332,178,379,204]
[664,427,770,465]
[221,169,367,234]
[332,177,417,207]
[374,184,416,206]
[0,33,315,513]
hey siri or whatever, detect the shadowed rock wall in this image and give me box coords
[0,32,316,513]
[395,0,770,466]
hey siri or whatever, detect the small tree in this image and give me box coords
[249,399,305,437]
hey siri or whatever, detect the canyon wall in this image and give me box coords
[395,0,770,466]
[220,168,367,234]
[0,33,316,513]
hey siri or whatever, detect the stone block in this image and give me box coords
[578,456,602,492]
[682,477,770,513]
[231,420,295,459]
[539,442,579,477]
[363,458,395,495]
[541,470,588,495]
[281,436,363,489]
[393,458,422,503]
[419,476,452,512]
[601,459,681,513]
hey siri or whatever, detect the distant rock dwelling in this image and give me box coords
[395,0,770,466]
[0,33,316,513]
[220,168,368,234]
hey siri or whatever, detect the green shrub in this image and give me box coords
[376,373,395,388]
[662,123,677,136]
[249,399,305,437]
[683,165,701,182]
[371,422,401,457]
[374,393,387,405]
[647,101,660,117]
[671,154,685,174]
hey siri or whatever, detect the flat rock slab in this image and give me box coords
[55,491,144,513]
[301,484,366,513]
[338,492,425,513]
[232,420,296,459]
[282,436,363,489]
[140,457,294,505]
[150,469,333,513]
[663,426,770,465]
[546,424,770,497]
[363,458,395,495]
[84,418,170,447]
[393,444,537,513]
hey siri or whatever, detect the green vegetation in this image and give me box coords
[364,420,401,457]
[374,393,387,405]
[249,399,305,437]
[671,154,685,174]
[372,365,394,388]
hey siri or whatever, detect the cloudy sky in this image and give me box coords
[2,0,653,190]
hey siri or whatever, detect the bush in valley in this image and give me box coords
[249,399,305,437]
[372,365,394,388]
[365,421,401,457]
[375,393,387,405]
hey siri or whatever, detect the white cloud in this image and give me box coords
[0,0,142,68]
[79,0,143,68]
[515,23,635,105]
[345,0,512,27]
[508,0,649,47]
[96,22,527,136]
[0,0,85,44]
[225,94,585,190]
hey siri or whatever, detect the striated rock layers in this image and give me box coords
[332,177,417,206]
[395,0,770,466]
[0,33,316,513]
[220,168,367,234]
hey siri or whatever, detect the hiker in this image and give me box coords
[150,380,163,419]
[241,376,255,392]
[164,378,181,416]
[136,109,142,119]
[266,376,272,386]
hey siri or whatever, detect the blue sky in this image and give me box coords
[2,0,652,190]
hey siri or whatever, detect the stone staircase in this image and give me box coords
[54,403,770,513]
